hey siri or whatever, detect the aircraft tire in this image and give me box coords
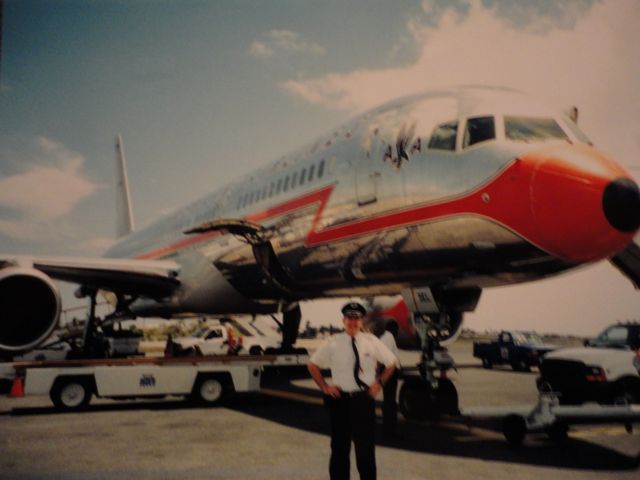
[399,377,435,420]
[50,377,92,411]
[435,378,459,415]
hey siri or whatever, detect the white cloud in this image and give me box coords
[0,137,101,241]
[249,29,325,58]
[279,0,640,167]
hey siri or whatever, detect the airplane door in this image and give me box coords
[355,153,378,206]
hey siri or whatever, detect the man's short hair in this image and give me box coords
[341,302,366,317]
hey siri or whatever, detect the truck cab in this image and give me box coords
[473,330,556,371]
[539,322,640,405]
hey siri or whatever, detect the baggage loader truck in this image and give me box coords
[12,353,308,411]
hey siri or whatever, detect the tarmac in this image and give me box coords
[0,339,638,480]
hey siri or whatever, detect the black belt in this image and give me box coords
[340,390,369,398]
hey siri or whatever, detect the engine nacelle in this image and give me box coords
[0,267,61,353]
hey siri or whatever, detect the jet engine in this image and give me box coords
[0,267,61,353]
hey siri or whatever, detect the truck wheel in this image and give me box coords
[511,359,530,372]
[248,346,264,356]
[50,378,92,411]
[481,358,493,369]
[612,378,640,405]
[193,376,226,405]
[502,414,526,446]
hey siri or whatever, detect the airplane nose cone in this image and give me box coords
[602,178,640,232]
[523,144,639,262]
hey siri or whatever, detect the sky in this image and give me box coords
[1,0,640,336]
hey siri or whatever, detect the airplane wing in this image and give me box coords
[0,255,181,298]
[0,254,182,352]
[610,241,640,289]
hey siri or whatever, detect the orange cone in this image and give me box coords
[9,377,24,397]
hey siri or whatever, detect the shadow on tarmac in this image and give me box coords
[4,372,638,473]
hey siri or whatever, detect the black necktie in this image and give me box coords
[351,337,368,391]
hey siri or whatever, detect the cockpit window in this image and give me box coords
[504,116,569,143]
[463,116,495,148]
[428,121,458,151]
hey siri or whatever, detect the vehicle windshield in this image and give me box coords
[227,319,253,336]
[512,332,544,346]
[191,327,210,338]
[504,116,569,143]
[593,326,629,347]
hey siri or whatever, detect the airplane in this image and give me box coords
[1,85,639,417]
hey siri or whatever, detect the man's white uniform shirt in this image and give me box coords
[310,332,397,392]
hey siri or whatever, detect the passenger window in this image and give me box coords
[318,159,325,178]
[283,176,290,192]
[463,116,495,148]
[276,178,282,194]
[300,168,307,185]
[262,185,267,200]
[243,193,249,208]
[291,171,298,189]
[269,182,275,197]
[308,164,316,182]
[428,121,458,151]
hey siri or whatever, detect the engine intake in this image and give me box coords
[0,268,61,353]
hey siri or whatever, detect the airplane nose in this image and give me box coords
[602,177,640,232]
[524,144,639,262]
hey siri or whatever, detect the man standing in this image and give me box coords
[308,302,397,480]
[379,321,400,439]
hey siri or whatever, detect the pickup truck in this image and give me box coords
[473,331,556,371]
[174,318,281,356]
[538,322,640,405]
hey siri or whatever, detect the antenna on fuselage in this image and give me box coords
[115,135,135,237]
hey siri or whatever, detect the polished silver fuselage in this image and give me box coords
[104,86,629,315]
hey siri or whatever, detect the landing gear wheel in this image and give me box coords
[399,378,433,420]
[193,376,225,405]
[502,414,527,446]
[50,378,92,411]
[399,377,458,420]
[435,378,459,415]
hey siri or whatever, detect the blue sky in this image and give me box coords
[1,0,640,335]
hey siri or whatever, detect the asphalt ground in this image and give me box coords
[0,339,638,480]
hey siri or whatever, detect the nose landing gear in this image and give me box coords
[398,313,460,420]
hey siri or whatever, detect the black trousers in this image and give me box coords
[326,392,376,480]
[382,371,398,437]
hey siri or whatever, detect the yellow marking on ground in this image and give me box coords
[260,387,324,405]
[570,425,637,438]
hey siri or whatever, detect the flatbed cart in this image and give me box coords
[11,352,309,411]
[461,391,640,446]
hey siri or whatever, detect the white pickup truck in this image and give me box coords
[538,323,640,405]
[174,318,281,356]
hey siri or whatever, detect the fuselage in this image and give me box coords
[105,86,640,316]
